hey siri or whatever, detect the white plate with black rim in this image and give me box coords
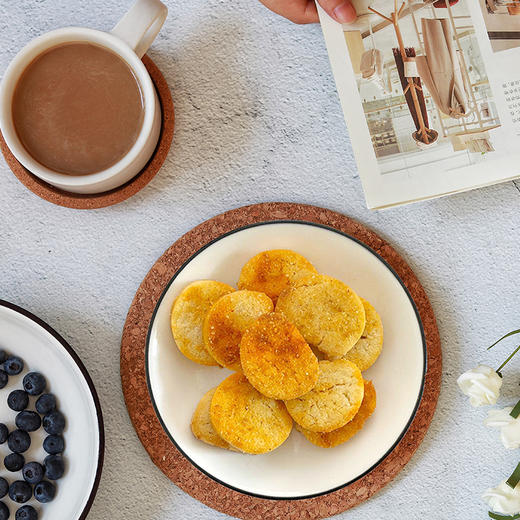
[146,222,426,499]
[0,300,104,518]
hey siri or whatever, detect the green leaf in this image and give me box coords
[488,513,520,519]
[507,461,520,489]
[489,330,520,350]
[511,399,520,419]
[497,345,520,375]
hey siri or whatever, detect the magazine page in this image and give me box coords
[318,0,520,209]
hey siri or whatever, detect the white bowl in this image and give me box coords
[0,300,103,518]
[146,222,426,499]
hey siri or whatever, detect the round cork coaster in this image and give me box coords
[0,55,174,210]
[120,202,442,519]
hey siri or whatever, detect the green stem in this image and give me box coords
[511,399,520,419]
[497,345,520,376]
[507,462,520,489]
[489,329,520,350]
[489,513,520,519]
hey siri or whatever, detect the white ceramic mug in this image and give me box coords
[0,0,167,194]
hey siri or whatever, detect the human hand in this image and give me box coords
[258,0,356,25]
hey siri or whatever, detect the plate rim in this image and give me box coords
[0,299,105,519]
[144,220,427,501]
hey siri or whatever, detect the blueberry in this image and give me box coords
[8,430,30,453]
[0,371,8,390]
[16,505,37,520]
[0,478,8,499]
[7,391,28,412]
[0,351,7,364]
[43,435,64,455]
[9,481,31,503]
[35,394,55,415]
[22,373,46,397]
[0,502,8,520]
[33,481,55,503]
[4,453,25,472]
[15,412,41,433]
[42,411,65,435]
[0,424,8,444]
[43,455,64,480]
[22,462,44,485]
[4,357,23,376]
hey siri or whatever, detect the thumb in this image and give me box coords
[317,0,357,23]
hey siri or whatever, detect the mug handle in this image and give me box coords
[111,0,168,59]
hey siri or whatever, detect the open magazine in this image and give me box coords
[318,0,520,209]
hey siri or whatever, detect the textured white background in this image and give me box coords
[1,1,520,518]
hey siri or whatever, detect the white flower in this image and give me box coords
[485,407,520,449]
[457,365,502,407]
[483,481,520,515]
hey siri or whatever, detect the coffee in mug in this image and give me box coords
[12,42,145,176]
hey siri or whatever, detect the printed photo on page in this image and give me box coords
[480,0,520,52]
[318,0,520,209]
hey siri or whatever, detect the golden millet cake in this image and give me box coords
[238,249,317,303]
[240,312,319,400]
[284,359,364,433]
[210,373,293,454]
[276,274,365,358]
[191,388,234,450]
[170,280,235,365]
[296,380,376,448]
[343,299,383,371]
[203,290,273,371]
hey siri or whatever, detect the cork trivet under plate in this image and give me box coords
[120,202,442,519]
[0,55,174,210]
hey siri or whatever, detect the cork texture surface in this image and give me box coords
[120,203,442,519]
[0,55,174,209]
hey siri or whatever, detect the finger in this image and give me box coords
[317,0,357,23]
[258,0,319,24]
[299,1,319,24]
